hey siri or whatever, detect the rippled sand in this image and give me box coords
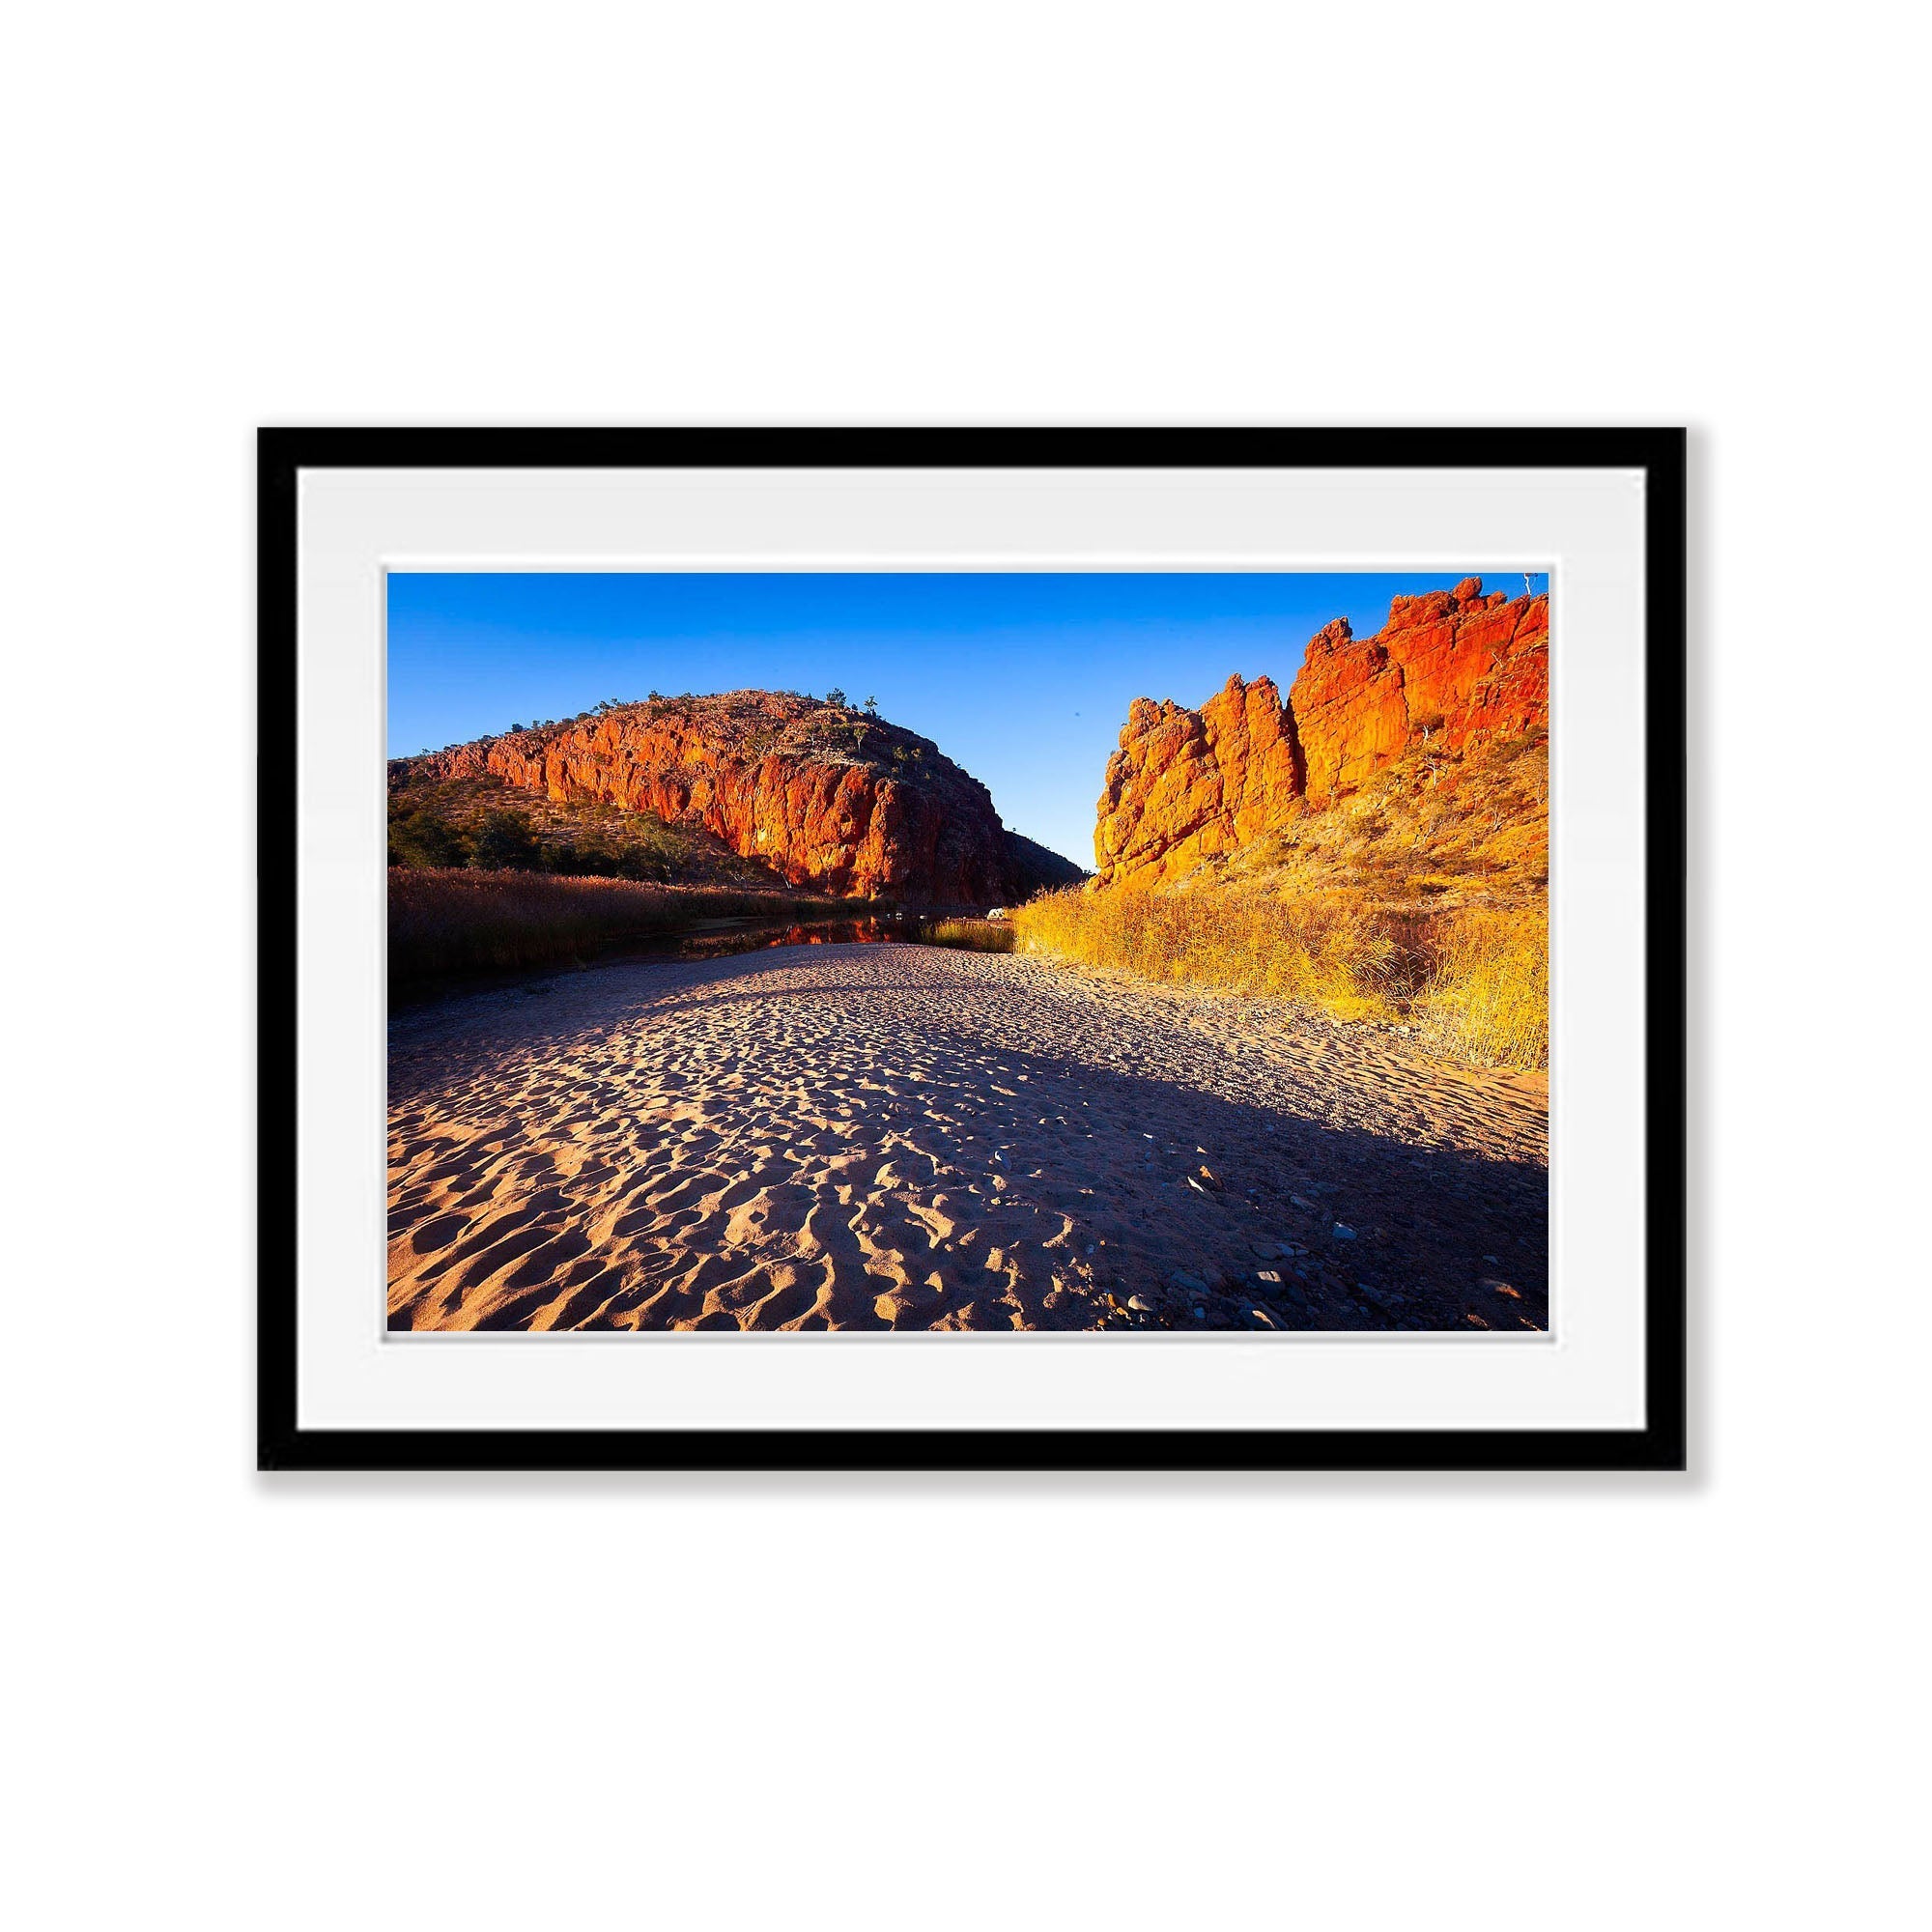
[387,944,1548,1332]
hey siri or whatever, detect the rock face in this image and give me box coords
[402,689,1082,904]
[1094,674,1304,887]
[1293,579,1548,806]
[1095,578,1548,885]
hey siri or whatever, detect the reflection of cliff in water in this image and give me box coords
[650,918,904,962]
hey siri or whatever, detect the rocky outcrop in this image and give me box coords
[1095,578,1548,885]
[399,689,1083,904]
[1293,578,1548,806]
[1094,673,1304,887]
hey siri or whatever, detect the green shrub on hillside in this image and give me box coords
[469,810,542,870]
[387,801,471,869]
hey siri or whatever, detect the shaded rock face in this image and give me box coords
[1095,578,1548,885]
[406,689,1081,904]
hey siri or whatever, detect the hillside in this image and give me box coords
[1014,580,1550,1067]
[393,689,1085,904]
[1095,578,1548,886]
[388,768,789,889]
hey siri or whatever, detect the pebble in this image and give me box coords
[1258,1269,1282,1284]
[1291,1194,1318,1210]
[1333,1224,1357,1240]
[1127,1294,1154,1313]
[1168,1269,1208,1294]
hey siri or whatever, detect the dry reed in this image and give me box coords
[1011,882,1547,1069]
[389,868,860,986]
[914,918,1017,953]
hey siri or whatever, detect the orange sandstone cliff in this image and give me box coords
[1095,578,1548,886]
[398,689,1082,905]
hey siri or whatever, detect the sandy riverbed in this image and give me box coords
[387,943,1548,1332]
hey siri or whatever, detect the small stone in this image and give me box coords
[1193,1307,1207,1321]
[1258,1269,1281,1284]
[1332,1224,1356,1240]
[1126,1294,1154,1312]
[1291,1194,1317,1210]
[1168,1269,1208,1294]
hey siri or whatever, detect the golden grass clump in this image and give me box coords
[916,918,1017,953]
[1411,904,1548,1070]
[1011,884,1423,1021]
[1011,884,1547,1068]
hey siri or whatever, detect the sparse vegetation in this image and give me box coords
[386,773,776,888]
[1010,731,1548,1068]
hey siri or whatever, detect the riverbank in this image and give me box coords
[388,942,1547,1332]
[387,867,894,990]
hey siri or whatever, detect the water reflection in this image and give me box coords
[641,918,906,962]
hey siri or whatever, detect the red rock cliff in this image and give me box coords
[402,689,1081,904]
[1095,578,1548,885]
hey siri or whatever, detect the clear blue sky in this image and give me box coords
[387,571,1546,867]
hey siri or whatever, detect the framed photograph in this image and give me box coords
[259,428,1685,1471]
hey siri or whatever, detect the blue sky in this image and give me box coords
[387,571,1545,867]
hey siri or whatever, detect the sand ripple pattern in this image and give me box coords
[388,946,1548,1332]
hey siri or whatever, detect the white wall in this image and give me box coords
[7,5,1924,1928]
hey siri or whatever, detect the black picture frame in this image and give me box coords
[258,427,1686,1473]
